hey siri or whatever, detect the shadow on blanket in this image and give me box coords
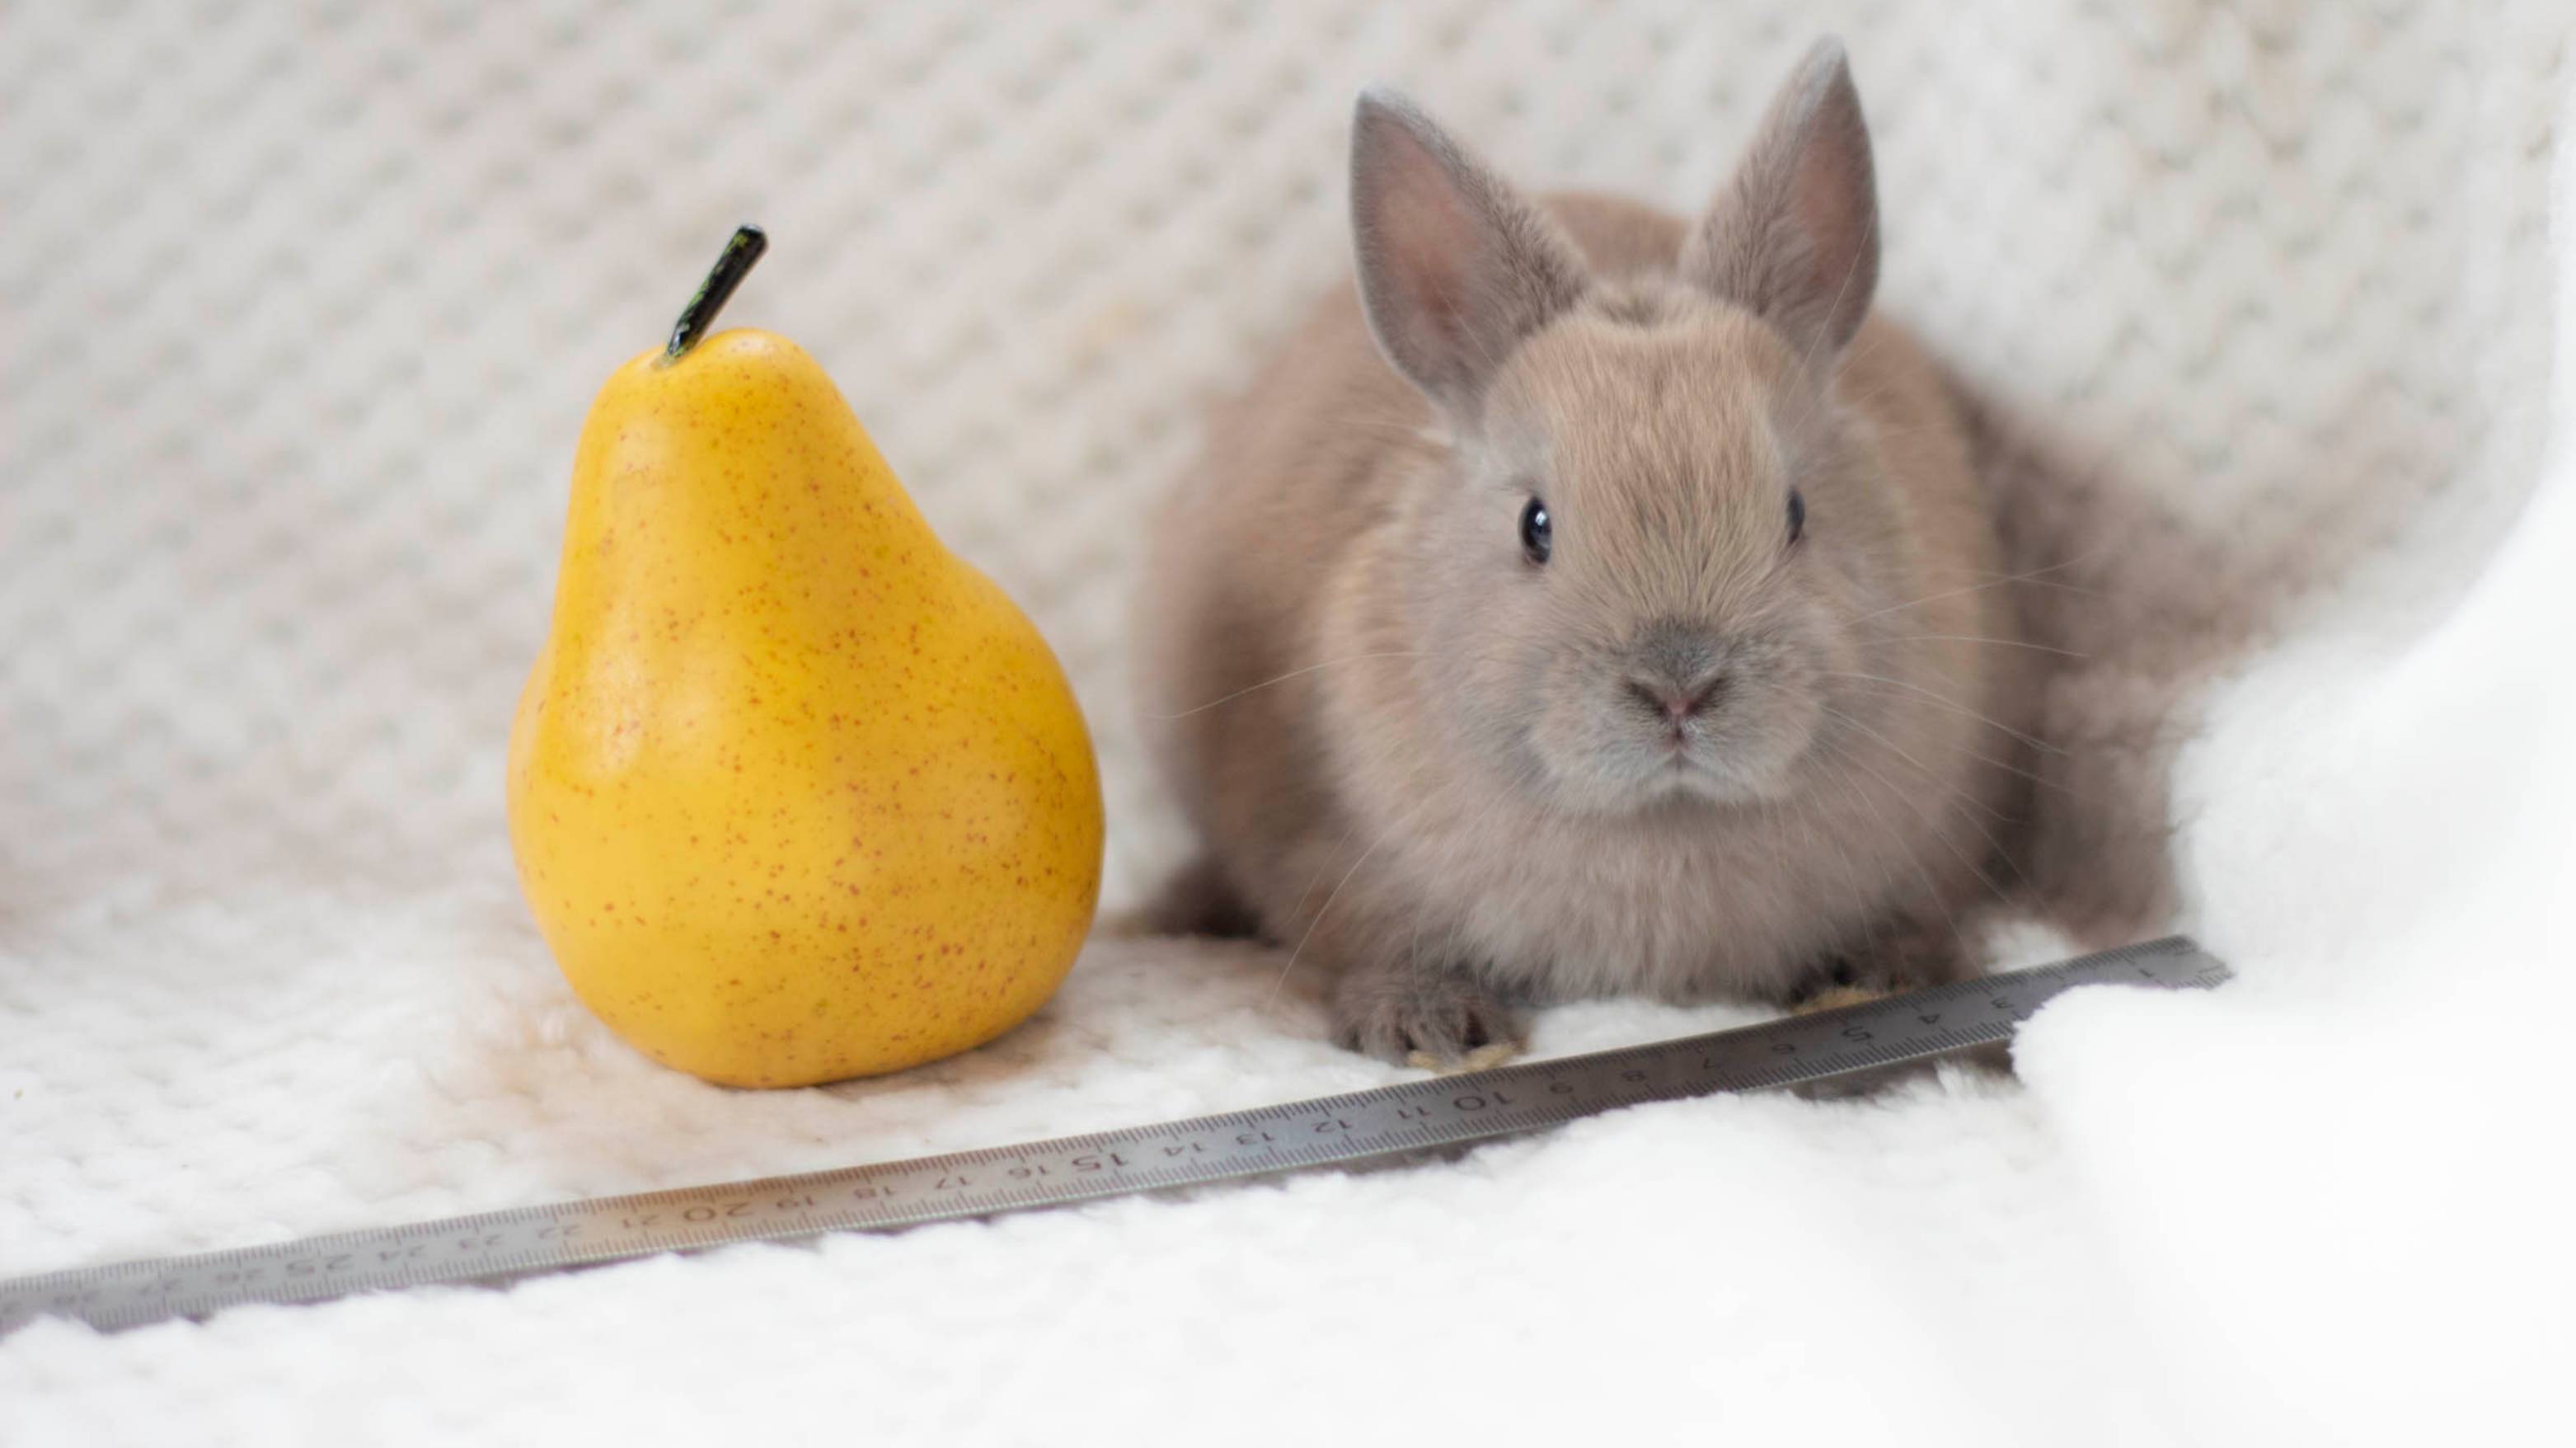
[1964,373,2501,951]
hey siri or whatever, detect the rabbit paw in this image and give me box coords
[1330,958,1521,1067]
[1793,916,1972,1008]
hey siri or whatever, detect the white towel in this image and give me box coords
[2,4,2568,1443]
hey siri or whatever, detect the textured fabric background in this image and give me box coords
[2,3,2569,1444]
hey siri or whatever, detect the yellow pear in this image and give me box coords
[508,228,1102,1087]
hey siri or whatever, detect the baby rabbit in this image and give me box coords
[1134,40,2029,1062]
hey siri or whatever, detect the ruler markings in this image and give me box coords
[0,938,2223,1337]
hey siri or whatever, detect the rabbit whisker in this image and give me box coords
[1815,670,2061,755]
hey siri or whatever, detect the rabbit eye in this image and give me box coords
[1787,489,1806,545]
[1519,497,1552,565]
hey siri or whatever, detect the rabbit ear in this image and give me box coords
[1681,39,1879,358]
[1349,89,1588,416]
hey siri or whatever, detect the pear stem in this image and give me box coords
[664,225,768,361]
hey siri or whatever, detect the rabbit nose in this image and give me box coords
[1626,675,1724,724]
[1627,619,1726,725]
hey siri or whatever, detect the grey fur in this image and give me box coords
[1330,957,1518,1062]
[1133,40,2027,1063]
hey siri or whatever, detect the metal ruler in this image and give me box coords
[0,936,2225,1338]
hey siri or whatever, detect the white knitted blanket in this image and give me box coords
[2,4,2569,1443]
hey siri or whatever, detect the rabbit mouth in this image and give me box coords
[1570,731,1799,811]
[1516,652,1820,813]
[1630,679,1813,795]
[1655,748,1791,803]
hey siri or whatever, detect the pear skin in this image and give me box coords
[508,328,1103,1086]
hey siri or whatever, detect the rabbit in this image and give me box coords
[1133,38,2033,1064]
